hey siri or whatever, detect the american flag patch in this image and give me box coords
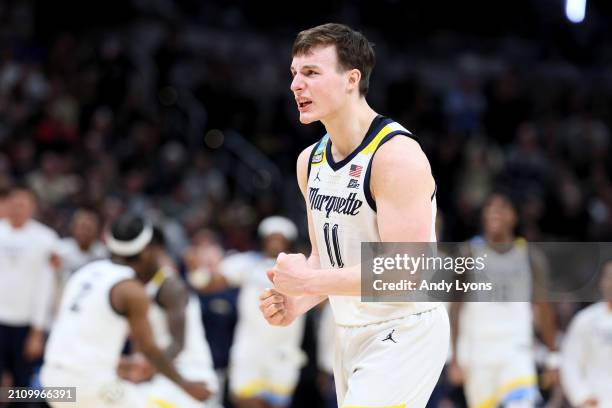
[349,164,363,178]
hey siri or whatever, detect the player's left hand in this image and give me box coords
[267,252,314,296]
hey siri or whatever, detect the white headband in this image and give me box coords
[106,223,154,257]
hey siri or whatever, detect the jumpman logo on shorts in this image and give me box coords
[314,171,321,182]
[382,329,397,343]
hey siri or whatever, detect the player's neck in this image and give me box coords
[607,301,612,311]
[9,218,28,229]
[78,241,93,252]
[322,99,377,159]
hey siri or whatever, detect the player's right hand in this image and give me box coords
[181,380,212,401]
[259,288,297,327]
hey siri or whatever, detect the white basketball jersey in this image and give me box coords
[459,238,533,363]
[44,259,134,376]
[145,268,217,385]
[307,115,438,326]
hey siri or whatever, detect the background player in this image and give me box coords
[41,213,209,407]
[0,185,59,392]
[560,260,612,407]
[57,207,108,280]
[190,216,306,408]
[449,192,559,408]
[119,227,219,408]
[260,23,449,408]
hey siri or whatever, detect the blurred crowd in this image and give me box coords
[0,0,611,407]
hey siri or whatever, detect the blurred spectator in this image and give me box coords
[560,261,612,407]
[188,217,306,408]
[27,151,81,207]
[183,228,237,407]
[443,70,486,136]
[0,185,59,389]
[56,207,108,281]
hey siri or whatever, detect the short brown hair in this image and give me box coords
[292,23,375,96]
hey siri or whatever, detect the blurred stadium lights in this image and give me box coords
[566,0,587,23]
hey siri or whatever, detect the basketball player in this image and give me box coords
[0,185,59,390]
[259,23,449,408]
[190,216,306,408]
[57,207,108,280]
[119,227,219,408]
[560,260,612,407]
[41,213,209,407]
[449,192,559,408]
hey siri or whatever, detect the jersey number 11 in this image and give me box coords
[323,223,344,268]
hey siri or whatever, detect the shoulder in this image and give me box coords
[158,276,189,307]
[297,141,320,193]
[373,135,430,174]
[112,278,148,305]
[297,142,319,168]
[297,142,319,174]
[567,303,604,334]
[30,220,59,242]
[575,302,605,323]
[370,135,433,195]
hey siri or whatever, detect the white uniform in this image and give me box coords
[0,219,59,330]
[561,302,612,407]
[57,238,108,279]
[307,115,449,407]
[143,268,219,408]
[317,302,335,376]
[458,238,539,408]
[221,252,306,405]
[41,260,148,407]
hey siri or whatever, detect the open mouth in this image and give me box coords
[298,100,312,109]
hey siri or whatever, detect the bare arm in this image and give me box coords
[530,247,558,352]
[112,280,185,386]
[157,278,189,361]
[279,137,436,297]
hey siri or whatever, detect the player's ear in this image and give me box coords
[346,69,361,93]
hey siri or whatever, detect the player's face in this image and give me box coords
[601,262,612,301]
[72,211,99,247]
[290,45,351,124]
[482,195,517,239]
[8,190,35,226]
[263,233,290,258]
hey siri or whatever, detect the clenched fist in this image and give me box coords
[266,252,314,296]
[259,288,299,327]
